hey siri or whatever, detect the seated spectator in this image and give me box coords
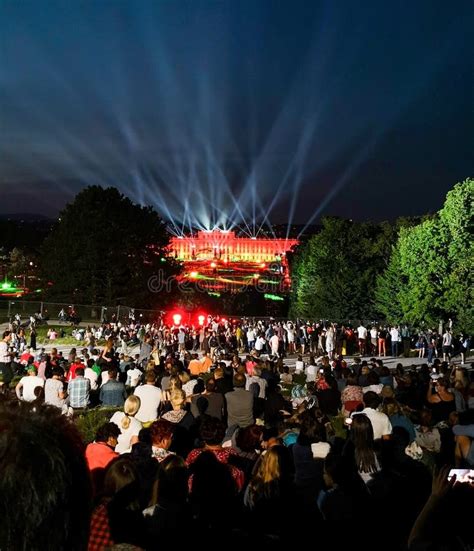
[15,365,44,402]
[143,454,190,542]
[89,457,138,550]
[134,370,162,424]
[360,391,392,440]
[85,422,120,494]
[453,419,474,467]
[244,445,297,541]
[44,367,68,412]
[381,397,416,443]
[68,367,91,409]
[341,373,364,416]
[0,400,92,550]
[150,418,175,462]
[186,416,244,492]
[100,368,127,407]
[415,409,441,463]
[110,395,143,454]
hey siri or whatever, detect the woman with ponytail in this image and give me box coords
[110,395,142,453]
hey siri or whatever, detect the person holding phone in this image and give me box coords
[408,466,474,550]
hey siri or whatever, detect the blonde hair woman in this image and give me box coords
[243,445,296,538]
[161,388,195,457]
[110,395,142,454]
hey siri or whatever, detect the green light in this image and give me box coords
[208,292,221,297]
[160,258,167,262]
[264,293,284,302]
[1,281,13,291]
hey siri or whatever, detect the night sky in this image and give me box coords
[0,0,472,229]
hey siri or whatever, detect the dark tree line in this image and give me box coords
[40,186,180,308]
[290,178,473,332]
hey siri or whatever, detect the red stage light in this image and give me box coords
[173,313,182,326]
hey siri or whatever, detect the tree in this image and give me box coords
[374,244,405,324]
[375,178,473,332]
[438,178,473,332]
[290,217,401,321]
[40,186,180,307]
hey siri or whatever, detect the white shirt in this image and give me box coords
[18,375,44,402]
[134,384,162,423]
[84,367,99,391]
[110,411,143,454]
[360,407,392,440]
[305,363,318,382]
[255,337,266,351]
[357,326,367,339]
[245,375,267,399]
[126,367,143,388]
[270,335,279,351]
[442,332,452,346]
[390,328,399,342]
[295,360,305,374]
[0,341,10,363]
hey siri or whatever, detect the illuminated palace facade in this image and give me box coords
[171,230,298,262]
[169,230,299,294]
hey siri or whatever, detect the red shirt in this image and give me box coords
[67,361,85,381]
[186,448,245,491]
[89,502,113,551]
[85,442,118,472]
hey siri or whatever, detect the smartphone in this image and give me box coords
[319,368,325,374]
[447,469,474,483]
[432,367,437,373]
[344,417,353,426]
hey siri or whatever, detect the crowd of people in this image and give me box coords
[0,316,473,549]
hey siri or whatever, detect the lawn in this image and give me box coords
[35,325,94,346]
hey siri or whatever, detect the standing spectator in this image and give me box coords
[442,329,453,361]
[377,326,387,357]
[369,326,378,356]
[357,323,367,356]
[0,330,14,392]
[29,326,37,351]
[390,326,400,357]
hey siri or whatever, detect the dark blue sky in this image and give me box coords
[0,0,472,229]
